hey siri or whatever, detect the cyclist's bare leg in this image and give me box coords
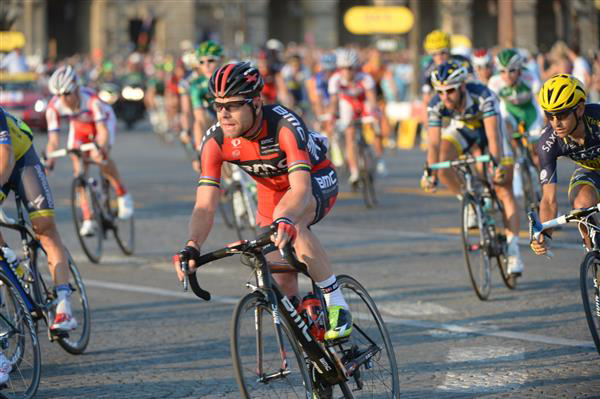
[31,216,69,285]
[493,167,520,238]
[344,124,358,175]
[437,140,462,196]
[71,156,93,220]
[100,157,127,194]
[569,184,599,249]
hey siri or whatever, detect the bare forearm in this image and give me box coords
[95,123,109,148]
[187,207,215,249]
[46,133,60,152]
[272,189,310,223]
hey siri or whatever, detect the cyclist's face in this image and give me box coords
[500,68,520,85]
[437,85,461,109]
[60,88,80,110]
[340,66,355,81]
[214,95,259,138]
[432,50,450,65]
[546,104,583,138]
[198,56,220,77]
[475,64,493,81]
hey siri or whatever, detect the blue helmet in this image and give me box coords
[431,61,468,90]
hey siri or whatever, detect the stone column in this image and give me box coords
[22,0,47,59]
[90,0,106,58]
[439,0,472,38]
[574,0,599,55]
[513,0,536,52]
[302,0,338,48]
[243,0,269,49]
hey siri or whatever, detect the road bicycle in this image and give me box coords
[0,193,91,357]
[45,143,135,263]
[529,205,600,355]
[0,267,41,399]
[352,116,378,209]
[178,227,399,398]
[218,164,258,241]
[512,121,541,213]
[427,154,516,300]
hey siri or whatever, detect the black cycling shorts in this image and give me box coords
[568,168,600,202]
[1,146,55,219]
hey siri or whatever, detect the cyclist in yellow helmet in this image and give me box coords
[531,74,600,255]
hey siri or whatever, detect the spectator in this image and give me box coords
[567,43,592,89]
[0,48,28,73]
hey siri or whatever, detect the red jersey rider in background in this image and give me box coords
[45,66,134,237]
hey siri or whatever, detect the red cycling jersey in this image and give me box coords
[198,104,334,225]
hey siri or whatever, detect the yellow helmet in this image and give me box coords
[538,74,586,113]
[424,30,451,54]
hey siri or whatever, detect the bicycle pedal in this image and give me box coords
[49,330,69,341]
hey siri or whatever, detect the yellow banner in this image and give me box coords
[0,31,26,52]
[344,6,414,35]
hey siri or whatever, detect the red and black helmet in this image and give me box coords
[209,61,264,98]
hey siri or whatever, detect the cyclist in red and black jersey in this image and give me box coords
[172,62,352,340]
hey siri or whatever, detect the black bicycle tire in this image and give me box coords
[520,159,538,213]
[359,146,377,208]
[0,270,41,399]
[218,186,235,229]
[106,180,135,256]
[31,248,91,355]
[580,251,600,355]
[461,195,492,300]
[230,291,312,398]
[486,192,517,290]
[70,177,103,263]
[336,274,400,397]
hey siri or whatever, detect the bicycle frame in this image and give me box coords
[0,194,53,324]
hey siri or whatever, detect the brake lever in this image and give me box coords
[180,258,190,291]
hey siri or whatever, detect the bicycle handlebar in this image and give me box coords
[179,226,308,301]
[427,154,494,172]
[44,142,98,160]
[527,204,600,258]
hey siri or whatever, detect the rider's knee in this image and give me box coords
[31,215,58,237]
[572,185,599,209]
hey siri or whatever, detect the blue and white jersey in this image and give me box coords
[427,82,500,130]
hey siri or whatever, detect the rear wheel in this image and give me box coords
[106,179,135,255]
[32,248,91,354]
[231,292,312,398]
[520,158,540,213]
[580,252,600,355]
[71,177,103,263]
[0,270,41,399]
[461,195,492,300]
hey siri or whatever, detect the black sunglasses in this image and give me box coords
[544,108,574,121]
[60,91,73,96]
[436,87,457,95]
[199,58,218,65]
[213,98,253,113]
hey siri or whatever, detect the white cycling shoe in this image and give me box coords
[506,237,524,275]
[117,193,134,219]
[376,159,387,177]
[0,352,12,385]
[50,312,78,332]
[465,205,478,229]
[79,220,97,237]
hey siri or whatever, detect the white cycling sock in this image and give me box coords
[316,275,348,310]
[55,286,72,315]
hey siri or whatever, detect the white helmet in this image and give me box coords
[49,65,79,95]
[336,48,360,69]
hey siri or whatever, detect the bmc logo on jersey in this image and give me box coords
[315,170,337,189]
[272,105,306,141]
[240,158,287,177]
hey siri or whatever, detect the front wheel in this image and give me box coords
[461,195,492,300]
[0,270,41,399]
[580,252,600,355]
[334,275,399,397]
[231,292,312,398]
[358,145,377,208]
[71,177,103,263]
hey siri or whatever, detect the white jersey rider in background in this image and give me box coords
[471,48,494,85]
[327,48,385,184]
[45,66,134,236]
